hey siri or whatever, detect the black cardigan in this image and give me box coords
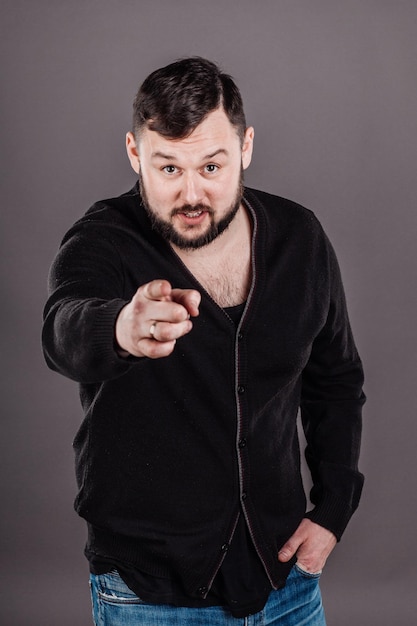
[42,185,365,597]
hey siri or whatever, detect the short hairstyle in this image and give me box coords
[132,57,247,143]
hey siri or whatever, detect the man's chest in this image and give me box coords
[186,248,252,307]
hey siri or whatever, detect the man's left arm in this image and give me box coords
[280,235,365,572]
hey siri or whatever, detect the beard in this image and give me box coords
[139,171,244,251]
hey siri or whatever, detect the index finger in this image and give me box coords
[171,289,201,317]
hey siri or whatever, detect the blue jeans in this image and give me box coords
[89,565,326,625]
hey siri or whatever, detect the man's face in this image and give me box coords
[126,108,254,250]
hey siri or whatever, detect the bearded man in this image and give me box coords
[42,57,365,625]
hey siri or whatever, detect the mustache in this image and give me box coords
[171,204,214,216]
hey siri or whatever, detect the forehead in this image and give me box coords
[139,108,241,157]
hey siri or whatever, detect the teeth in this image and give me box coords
[184,211,203,218]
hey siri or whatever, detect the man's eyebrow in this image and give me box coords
[203,148,229,160]
[151,151,176,160]
[151,148,229,161]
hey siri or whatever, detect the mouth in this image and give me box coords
[182,209,204,218]
[173,205,212,227]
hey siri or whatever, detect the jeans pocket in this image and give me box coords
[93,572,144,605]
[294,562,322,579]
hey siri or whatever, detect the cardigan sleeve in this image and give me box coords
[42,223,139,384]
[300,236,365,540]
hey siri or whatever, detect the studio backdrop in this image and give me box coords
[1,1,416,624]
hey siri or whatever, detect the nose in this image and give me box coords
[179,171,204,206]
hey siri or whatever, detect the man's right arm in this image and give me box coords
[42,227,199,383]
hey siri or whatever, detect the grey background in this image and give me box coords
[1,1,416,624]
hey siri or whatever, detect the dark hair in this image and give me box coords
[132,57,247,143]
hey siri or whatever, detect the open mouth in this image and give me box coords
[177,210,208,226]
[173,206,212,227]
[182,210,204,218]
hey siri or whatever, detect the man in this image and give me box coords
[42,57,365,625]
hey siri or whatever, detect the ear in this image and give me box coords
[241,126,254,170]
[126,132,140,174]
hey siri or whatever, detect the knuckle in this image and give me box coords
[148,342,174,359]
[132,297,146,316]
[172,306,188,322]
[157,326,174,342]
[144,341,163,359]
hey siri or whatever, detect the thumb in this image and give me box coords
[278,535,301,563]
[141,279,173,302]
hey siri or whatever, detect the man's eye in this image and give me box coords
[163,165,178,174]
[204,164,219,173]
